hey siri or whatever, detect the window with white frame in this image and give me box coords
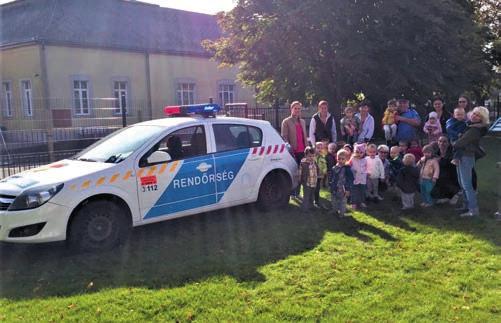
[21,80,33,117]
[218,83,235,106]
[113,81,128,114]
[176,82,195,105]
[2,81,12,117]
[73,80,89,115]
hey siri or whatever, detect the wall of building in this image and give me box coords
[0,45,47,129]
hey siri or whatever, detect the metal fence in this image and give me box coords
[0,101,315,178]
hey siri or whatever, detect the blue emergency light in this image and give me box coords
[163,103,221,117]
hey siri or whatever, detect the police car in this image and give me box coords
[0,104,298,250]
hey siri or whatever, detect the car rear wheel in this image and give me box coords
[68,199,130,251]
[256,172,291,211]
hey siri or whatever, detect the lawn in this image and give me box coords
[0,137,499,322]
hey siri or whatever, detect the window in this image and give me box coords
[73,80,89,115]
[2,81,12,117]
[113,81,128,115]
[213,124,262,152]
[218,84,235,106]
[143,126,206,166]
[20,80,33,117]
[176,83,195,105]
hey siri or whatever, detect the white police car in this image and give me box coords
[0,104,298,250]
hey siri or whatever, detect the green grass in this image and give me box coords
[1,137,500,322]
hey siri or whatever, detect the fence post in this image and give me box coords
[274,98,280,130]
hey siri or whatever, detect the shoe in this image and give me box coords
[459,211,476,217]
[313,203,321,209]
[360,203,367,208]
[422,203,432,208]
[436,198,449,204]
[449,194,460,205]
[376,195,384,201]
[420,202,427,207]
[401,206,413,210]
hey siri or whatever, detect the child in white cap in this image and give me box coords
[423,111,442,143]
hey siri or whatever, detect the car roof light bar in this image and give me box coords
[163,103,221,117]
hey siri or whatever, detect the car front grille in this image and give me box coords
[0,194,16,211]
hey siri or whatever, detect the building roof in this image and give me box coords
[0,0,221,56]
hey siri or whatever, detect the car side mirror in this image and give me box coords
[147,151,171,164]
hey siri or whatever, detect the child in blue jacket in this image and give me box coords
[329,149,354,216]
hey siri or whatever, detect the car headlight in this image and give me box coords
[8,183,64,211]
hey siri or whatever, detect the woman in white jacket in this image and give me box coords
[355,101,374,143]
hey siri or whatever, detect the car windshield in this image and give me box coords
[73,125,165,163]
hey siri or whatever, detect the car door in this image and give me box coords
[136,125,217,220]
[212,123,263,205]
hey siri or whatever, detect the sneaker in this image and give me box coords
[376,195,384,201]
[436,198,449,204]
[422,203,432,208]
[360,203,367,208]
[449,194,460,205]
[459,211,476,217]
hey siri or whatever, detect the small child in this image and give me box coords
[314,142,328,208]
[389,146,403,189]
[299,146,318,212]
[340,106,360,145]
[321,139,330,187]
[330,149,354,216]
[349,143,368,209]
[396,153,420,210]
[377,144,390,193]
[398,141,409,159]
[365,144,385,202]
[446,107,468,165]
[343,144,353,160]
[423,111,442,143]
[407,139,423,161]
[326,142,337,183]
[382,99,398,144]
[417,144,440,207]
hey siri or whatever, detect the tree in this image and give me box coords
[204,0,493,111]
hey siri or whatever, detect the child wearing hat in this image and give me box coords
[423,111,442,143]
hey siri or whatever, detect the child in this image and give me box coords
[314,142,328,208]
[326,142,337,184]
[365,144,385,202]
[299,147,318,212]
[343,144,353,160]
[340,106,360,145]
[377,144,390,193]
[349,143,368,209]
[389,146,403,189]
[423,111,442,143]
[321,139,330,187]
[446,107,468,165]
[398,141,409,159]
[396,153,420,210]
[329,149,354,216]
[407,139,423,161]
[417,144,440,207]
[382,99,398,144]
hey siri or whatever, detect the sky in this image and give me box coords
[0,0,238,14]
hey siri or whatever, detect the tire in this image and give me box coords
[68,199,130,251]
[256,172,291,211]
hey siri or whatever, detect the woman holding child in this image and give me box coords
[430,136,460,204]
[453,106,490,217]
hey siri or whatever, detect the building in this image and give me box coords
[0,0,256,131]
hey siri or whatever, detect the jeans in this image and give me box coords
[331,192,347,215]
[401,192,415,208]
[456,155,478,213]
[420,179,434,205]
[351,184,366,206]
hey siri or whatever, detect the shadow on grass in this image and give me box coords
[0,203,395,300]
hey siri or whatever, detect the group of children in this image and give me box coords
[297,140,443,215]
[297,102,474,216]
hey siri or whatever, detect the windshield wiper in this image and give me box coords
[76,157,97,162]
[104,154,125,164]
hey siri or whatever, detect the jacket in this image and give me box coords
[453,123,488,157]
[418,157,440,180]
[329,165,354,193]
[396,165,420,193]
[281,116,308,153]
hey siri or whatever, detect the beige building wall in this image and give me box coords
[149,54,256,119]
[0,45,46,129]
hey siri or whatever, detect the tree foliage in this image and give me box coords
[204,0,493,109]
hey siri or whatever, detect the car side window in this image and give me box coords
[141,126,206,166]
[213,124,262,152]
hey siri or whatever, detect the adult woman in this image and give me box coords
[453,106,490,217]
[430,136,460,203]
[457,95,471,112]
[355,100,374,143]
[430,97,451,133]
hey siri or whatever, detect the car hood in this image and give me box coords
[0,160,114,195]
